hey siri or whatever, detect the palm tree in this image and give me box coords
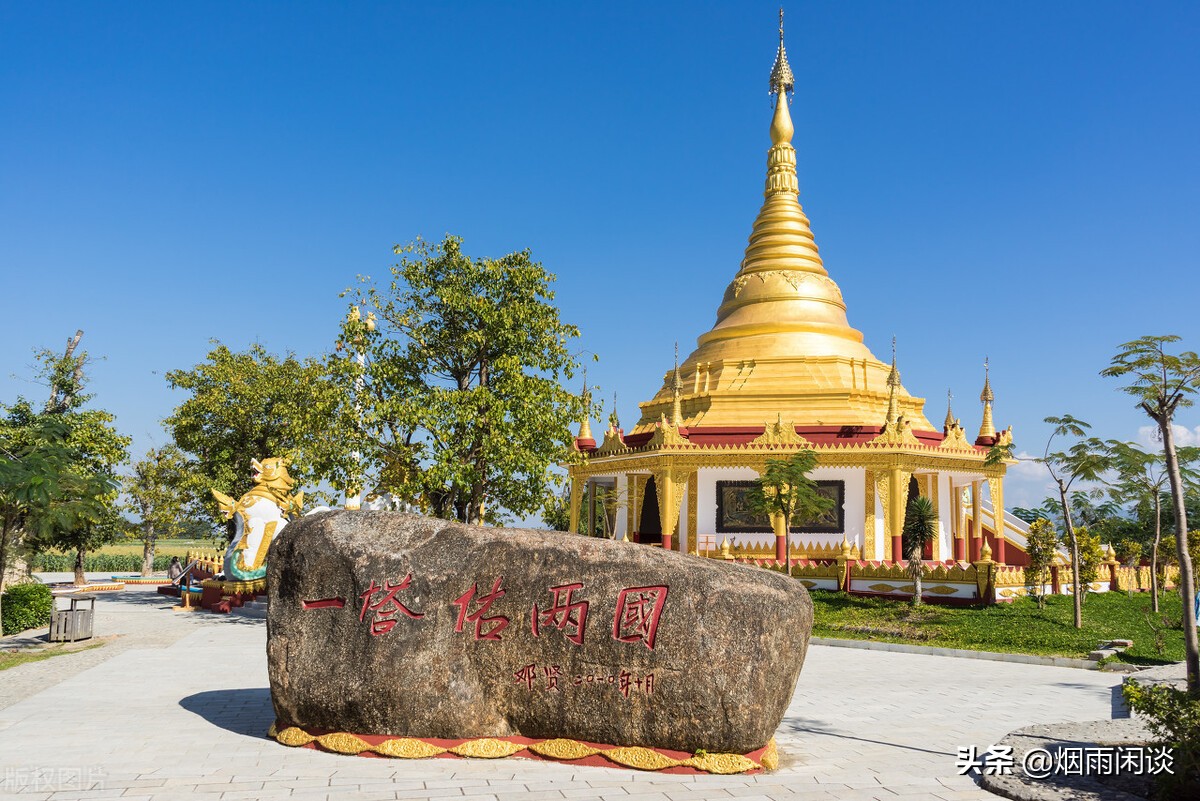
[902,495,937,605]
[745,449,833,575]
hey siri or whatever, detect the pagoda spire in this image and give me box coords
[608,392,620,430]
[977,358,996,441]
[944,389,955,431]
[577,369,593,442]
[670,342,683,426]
[699,10,864,353]
[884,336,901,428]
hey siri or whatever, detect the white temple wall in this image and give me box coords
[937,472,954,561]
[612,473,628,541]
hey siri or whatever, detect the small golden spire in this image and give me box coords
[884,336,900,427]
[608,391,620,430]
[944,389,955,430]
[671,342,683,426]
[577,369,593,441]
[977,358,996,440]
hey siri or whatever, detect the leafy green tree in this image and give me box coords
[1108,441,1200,611]
[166,342,353,531]
[1040,416,1109,629]
[1074,526,1105,603]
[6,333,131,586]
[125,445,204,575]
[1024,518,1058,609]
[1103,335,1200,696]
[901,495,937,605]
[338,235,591,525]
[0,417,99,618]
[744,449,834,575]
[1012,506,1050,524]
[1114,538,1143,567]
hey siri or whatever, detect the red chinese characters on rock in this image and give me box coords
[358,574,425,636]
[612,585,669,649]
[542,665,561,691]
[618,669,656,699]
[512,663,655,699]
[451,577,509,641]
[514,663,538,690]
[531,582,589,646]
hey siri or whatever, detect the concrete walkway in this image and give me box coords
[0,588,1127,800]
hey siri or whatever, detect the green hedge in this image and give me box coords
[2,582,53,635]
[29,553,175,573]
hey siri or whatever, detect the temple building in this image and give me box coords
[568,18,1029,568]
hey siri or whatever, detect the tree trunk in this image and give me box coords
[1151,493,1161,613]
[1059,480,1083,629]
[141,528,156,577]
[0,520,10,597]
[0,521,10,627]
[1159,413,1200,698]
[74,547,86,586]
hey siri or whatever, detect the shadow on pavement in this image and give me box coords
[179,688,274,738]
[95,588,267,625]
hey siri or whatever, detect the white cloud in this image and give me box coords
[1002,451,1055,509]
[1136,424,1200,448]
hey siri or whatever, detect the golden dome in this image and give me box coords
[632,33,931,435]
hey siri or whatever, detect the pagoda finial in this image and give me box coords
[768,10,796,148]
[670,342,683,426]
[944,389,955,430]
[608,391,620,430]
[769,8,795,97]
[577,368,593,441]
[977,358,996,440]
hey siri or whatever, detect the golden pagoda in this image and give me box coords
[569,13,1025,567]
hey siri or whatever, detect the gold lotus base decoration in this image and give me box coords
[268,723,776,775]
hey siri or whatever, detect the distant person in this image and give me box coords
[168,556,183,581]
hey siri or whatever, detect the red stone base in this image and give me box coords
[269,722,776,774]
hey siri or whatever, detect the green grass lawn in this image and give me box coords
[0,642,104,672]
[810,589,1189,665]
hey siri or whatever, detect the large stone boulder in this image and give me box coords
[267,511,812,755]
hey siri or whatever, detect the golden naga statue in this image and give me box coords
[212,457,304,582]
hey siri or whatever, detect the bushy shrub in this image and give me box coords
[1,582,53,635]
[1123,680,1200,799]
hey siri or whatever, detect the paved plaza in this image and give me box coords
[0,586,1127,801]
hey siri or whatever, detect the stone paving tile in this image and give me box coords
[0,588,1130,801]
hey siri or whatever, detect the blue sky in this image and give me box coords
[2,2,1199,510]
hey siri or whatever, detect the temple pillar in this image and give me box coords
[686,471,698,554]
[772,512,787,562]
[954,486,968,562]
[888,467,904,564]
[989,477,1006,564]
[653,466,688,552]
[970,480,982,562]
[569,475,582,534]
[586,479,598,537]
